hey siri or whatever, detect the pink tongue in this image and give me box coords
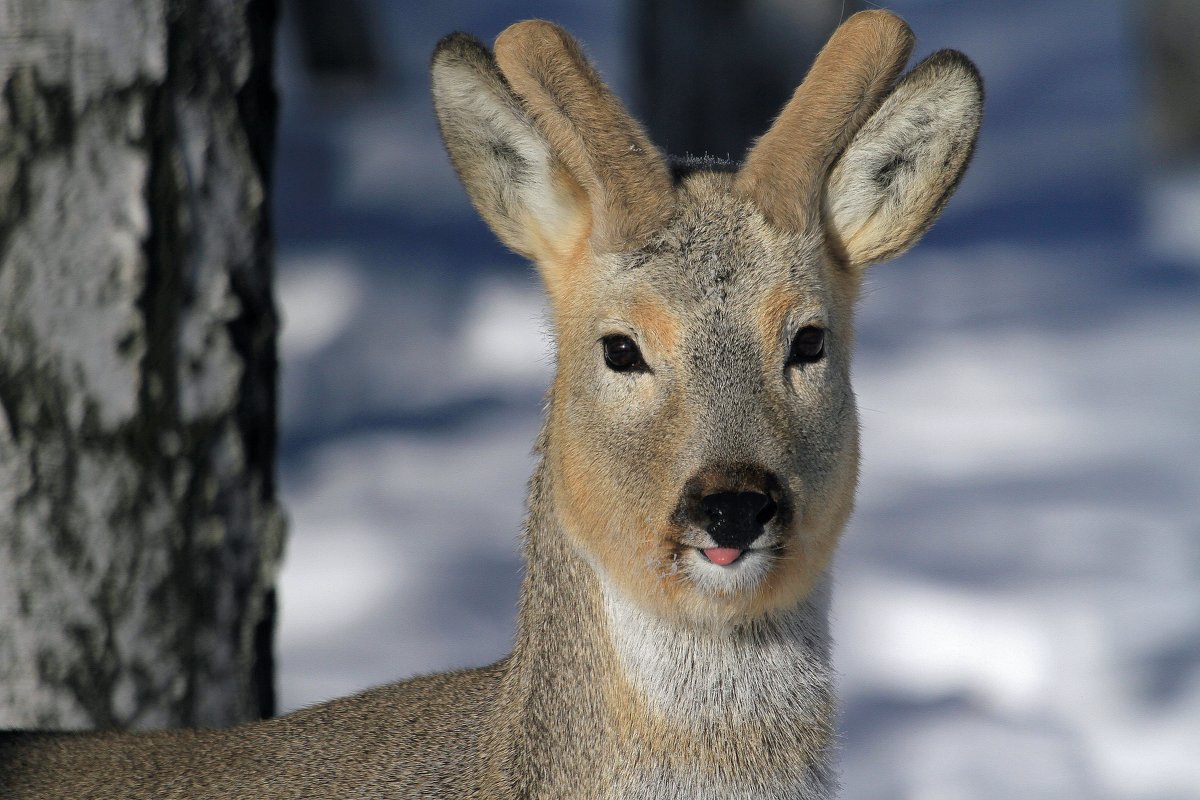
[703,547,743,566]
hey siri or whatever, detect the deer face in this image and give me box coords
[545,176,861,622]
[432,13,981,624]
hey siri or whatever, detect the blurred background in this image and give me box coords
[271,1,1199,797]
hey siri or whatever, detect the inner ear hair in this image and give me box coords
[431,32,581,263]
[825,49,983,268]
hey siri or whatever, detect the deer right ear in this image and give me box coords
[431,33,589,269]
[824,50,983,268]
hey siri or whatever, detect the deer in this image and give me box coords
[0,10,981,799]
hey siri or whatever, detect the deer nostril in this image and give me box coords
[755,496,778,526]
[701,495,723,522]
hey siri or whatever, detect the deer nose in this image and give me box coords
[699,491,777,550]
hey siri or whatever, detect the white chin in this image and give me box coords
[683,548,774,595]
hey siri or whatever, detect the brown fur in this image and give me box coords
[626,295,681,355]
[0,12,981,798]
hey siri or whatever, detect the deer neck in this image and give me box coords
[493,453,838,799]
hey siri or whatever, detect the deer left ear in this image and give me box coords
[825,50,982,269]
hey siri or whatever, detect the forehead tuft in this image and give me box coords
[618,171,827,308]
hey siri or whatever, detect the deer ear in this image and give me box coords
[432,25,673,302]
[431,33,589,269]
[825,50,982,268]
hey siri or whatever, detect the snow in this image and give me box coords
[1146,165,1200,269]
[271,1,1200,797]
[276,252,366,360]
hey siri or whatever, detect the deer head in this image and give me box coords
[431,11,981,626]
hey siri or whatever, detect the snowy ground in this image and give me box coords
[272,1,1200,798]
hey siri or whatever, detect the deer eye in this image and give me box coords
[602,335,649,372]
[787,326,825,365]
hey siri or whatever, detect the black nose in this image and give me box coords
[699,491,777,550]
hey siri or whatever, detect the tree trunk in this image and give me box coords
[1140,0,1200,161]
[0,0,283,731]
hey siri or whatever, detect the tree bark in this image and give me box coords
[1140,0,1200,160]
[0,0,283,730]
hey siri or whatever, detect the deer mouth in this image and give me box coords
[700,546,744,566]
[679,544,778,595]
